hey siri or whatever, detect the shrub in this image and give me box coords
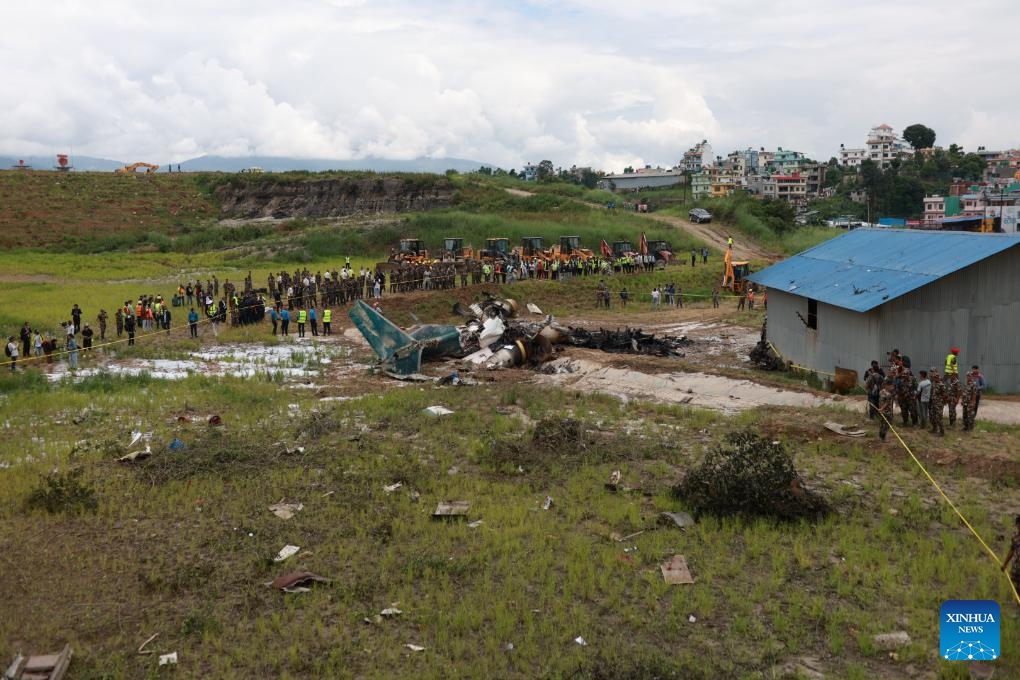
[673,430,830,520]
[26,468,99,515]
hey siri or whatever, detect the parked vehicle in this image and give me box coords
[688,208,712,223]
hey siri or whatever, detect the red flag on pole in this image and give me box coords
[600,238,613,258]
[639,232,648,256]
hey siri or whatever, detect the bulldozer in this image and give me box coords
[439,237,467,263]
[479,237,511,264]
[115,162,160,174]
[555,235,595,262]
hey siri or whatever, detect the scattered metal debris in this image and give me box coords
[405,644,426,652]
[563,326,691,356]
[606,469,621,492]
[273,545,301,562]
[661,555,695,584]
[658,511,695,528]
[268,501,303,520]
[824,422,867,438]
[380,607,402,617]
[158,652,178,666]
[383,482,403,493]
[432,501,470,519]
[423,406,454,417]
[542,496,553,510]
[467,520,484,528]
[267,571,331,593]
[118,446,151,463]
[574,636,588,647]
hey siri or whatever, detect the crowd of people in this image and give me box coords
[864,346,985,441]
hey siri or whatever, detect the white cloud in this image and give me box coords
[0,1,1017,171]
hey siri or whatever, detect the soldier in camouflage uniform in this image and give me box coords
[929,369,946,437]
[961,371,979,432]
[878,377,896,442]
[894,362,918,426]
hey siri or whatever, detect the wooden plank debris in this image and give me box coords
[4,644,72,680]
[660,555,695,585]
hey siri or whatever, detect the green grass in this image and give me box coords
[2,375,1018,679]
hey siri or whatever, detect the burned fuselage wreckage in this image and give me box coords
[347,297,691,376]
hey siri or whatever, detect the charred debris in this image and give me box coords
[348,295,692,375]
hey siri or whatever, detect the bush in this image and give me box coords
[26,468,98,515]
[672,430,830,520]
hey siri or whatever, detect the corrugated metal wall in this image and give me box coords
[879,249,1020,392]
[766,291,881,384]
[765,248,1020,391]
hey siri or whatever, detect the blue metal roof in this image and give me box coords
[747,228,1020,312]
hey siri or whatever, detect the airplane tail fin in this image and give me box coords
[347,300,423,374]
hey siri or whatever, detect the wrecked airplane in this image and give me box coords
[347,296,692,375]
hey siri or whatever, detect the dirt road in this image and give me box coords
[638,212,778,262]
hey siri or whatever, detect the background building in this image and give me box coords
[747,229,1020,391]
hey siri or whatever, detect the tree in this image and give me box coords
[954,153,987,182]
[902,123,936,151]
[536,160,554,181]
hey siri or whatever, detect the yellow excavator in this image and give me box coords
[115,162,160,174]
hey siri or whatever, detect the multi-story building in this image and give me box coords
[763,173,808,204]
[839,145,867,167]
[865,124,911,168]
[690,171,712,199]
[801,163,827,197]
[840,124,912,168]
[922,195,962,228]
[725,148,761,177]
[683,140,715,174]
[770,147,806,174]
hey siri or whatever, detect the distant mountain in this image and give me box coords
[1,154,127,171]
[1,154,489,174]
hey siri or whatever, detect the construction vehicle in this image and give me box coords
[731,261,752,294]
[115,162,160,174]
[611,241,636,258]
[439,237,467,263]
[647,239,673,262]
[376,238,431,273]
[556,235,595,261]
[391,239,429,262]
[479,237,511,263]
[517,236,545,258]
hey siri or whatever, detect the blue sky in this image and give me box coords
[2,0,1017,171]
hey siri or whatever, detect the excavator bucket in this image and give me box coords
[347,300,462,375]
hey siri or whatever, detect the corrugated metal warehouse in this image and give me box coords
[747,228,1020,392]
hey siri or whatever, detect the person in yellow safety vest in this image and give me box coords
[727,236,734,248]
[297,308,307,338]
[322,308,332,335]
[945,346,961,426]
[551,260,559,279]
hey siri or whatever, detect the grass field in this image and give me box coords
[0,172,1016,679]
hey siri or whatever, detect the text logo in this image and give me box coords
[940,600,1000,661]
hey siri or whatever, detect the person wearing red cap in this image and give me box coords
[945,347,961,426]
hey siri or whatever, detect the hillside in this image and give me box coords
[0,171,455,249]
